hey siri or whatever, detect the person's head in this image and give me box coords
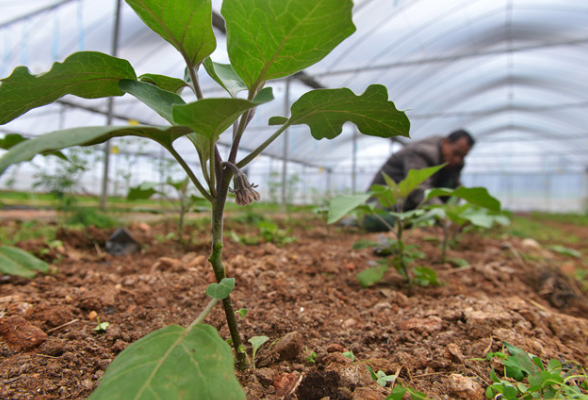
[441,129,474,168]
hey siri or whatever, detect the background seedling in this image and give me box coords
[328,164,445,286]
[329,168,505,286]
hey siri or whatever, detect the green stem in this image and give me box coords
[396,218,410,284]
[237,122,291,168]
[209,174,248,371]
[441,223,449,263]
[188,298,219,330]
[166,145,213,203]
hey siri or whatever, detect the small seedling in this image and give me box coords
[416,188,507,263]
[548,244,582,259]
[304,347,318,365]
[235,308,248,319]
[342,351,355,362]
[387,384,430,400]
[93,317,110,333]
[366,366,398,387]
[248,336,270,369]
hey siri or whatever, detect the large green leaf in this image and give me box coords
[125,0,216,68]
[273,85,410,140]
[222,0,355,89]
[0,133,67,161]
[398,164,446,199]
[425,186,501,211]
[0,51,136,125]
[173,87,274,141]
[88,324,245,400]
[327,193,371,224]
[203,58,247,98]
[0,246,49,279]
[0,125,191,176]
[119,79,186,123]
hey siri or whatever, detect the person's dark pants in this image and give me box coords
[363,214,397,232]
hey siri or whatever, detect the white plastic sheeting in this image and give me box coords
[1,0,587,210]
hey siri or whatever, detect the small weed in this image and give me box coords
[485,341,588,399]
[342,351,355,362]
[366,366,398,387]
[304,347,317,365]
[548,244,582,258]
[93,317,110,333]
[248,336,269,369]
[387,384,430,399]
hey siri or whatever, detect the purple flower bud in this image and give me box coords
[229,170,261,206]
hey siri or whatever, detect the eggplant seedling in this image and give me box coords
[0,0,410,397]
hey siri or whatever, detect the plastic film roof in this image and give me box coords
[1,0,587,183]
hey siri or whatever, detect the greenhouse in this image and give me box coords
[1,0,587,210]
[0,1,587,399]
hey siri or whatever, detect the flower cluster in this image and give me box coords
[229,170,261,206]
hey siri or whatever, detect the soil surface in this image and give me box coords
[1,211,587,399]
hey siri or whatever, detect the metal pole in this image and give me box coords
[280,77,291,210]
[100,0,122,209]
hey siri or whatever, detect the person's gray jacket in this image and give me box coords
[369,135,464,210]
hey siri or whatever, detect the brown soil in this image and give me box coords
[1,212,587,399]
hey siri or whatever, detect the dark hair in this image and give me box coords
[447,129,475,147]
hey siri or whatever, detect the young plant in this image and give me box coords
[387,384,430,400]
[416,187,508,263]
[248,335,269,369]
[0,0,410,397]
[93,317,110,333]
[485,341,588,399]
[366,366,398,388]
[328,164,445,285]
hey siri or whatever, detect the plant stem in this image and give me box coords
[209,175,248,371]
[237,122,290,168]
[166,145,213,203]
[396,217,410,284]
[441,223,449,263]
[187,298,219,330]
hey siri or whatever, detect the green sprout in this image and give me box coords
[93,317,110,333]
[248,336,270,369]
